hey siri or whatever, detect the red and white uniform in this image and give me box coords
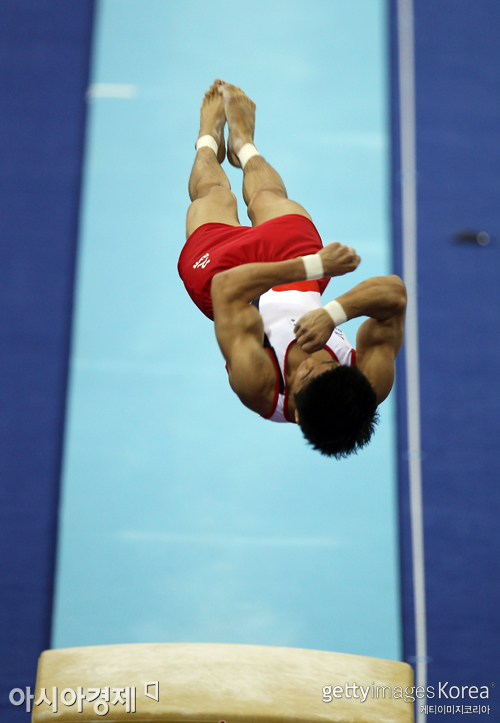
[258,288,356,424]
[178,215,356,423]
[178,215,330,320]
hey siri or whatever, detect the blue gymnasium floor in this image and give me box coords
[51,0,401,658]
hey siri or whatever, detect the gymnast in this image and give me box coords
[178,80,407,458]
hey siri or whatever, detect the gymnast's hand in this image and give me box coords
[318,242,360,277]
[294,308,336,353]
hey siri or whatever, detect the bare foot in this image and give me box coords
[198,80,226,164]
[217,81,256,168]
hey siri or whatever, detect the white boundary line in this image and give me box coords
[397,0,428,719]
[86,83,138,99]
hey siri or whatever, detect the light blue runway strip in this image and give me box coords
[53,0,401,659]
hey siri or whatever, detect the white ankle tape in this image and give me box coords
[196,135,218,155]
[237,143,261,169]
[301,254,324,280]
[324,299,348,327]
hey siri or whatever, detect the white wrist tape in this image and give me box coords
[237,143,261,169]
[196,134,218,155]
[301,254,324,280]
[324,299,348,327]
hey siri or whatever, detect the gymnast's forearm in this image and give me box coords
[211,258,307,305]
[335,275,407,322]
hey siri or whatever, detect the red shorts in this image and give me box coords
[178,214,330,320]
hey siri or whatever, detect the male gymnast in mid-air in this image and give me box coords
[178,80,407,458]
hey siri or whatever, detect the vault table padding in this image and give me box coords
[33,642,414,722]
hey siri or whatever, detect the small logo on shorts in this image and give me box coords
[193,253,210,269]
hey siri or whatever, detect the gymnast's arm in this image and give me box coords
[211,258,307,415]
[211,244,360,412]
[294,275,407,403]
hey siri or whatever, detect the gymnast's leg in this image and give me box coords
[186,81,240,239]
[217,80,312,227]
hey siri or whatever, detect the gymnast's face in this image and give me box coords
[293,357,340,395]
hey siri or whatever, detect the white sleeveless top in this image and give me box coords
[257,289,356,424]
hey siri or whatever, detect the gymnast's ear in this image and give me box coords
[295,409,300,423]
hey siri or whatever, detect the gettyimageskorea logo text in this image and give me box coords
[322,681,493,704]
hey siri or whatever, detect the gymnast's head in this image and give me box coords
[293,360,379,458]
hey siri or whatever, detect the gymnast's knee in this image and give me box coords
[186,185,239,237]
[247,188,287,219]
[199,184,237,209]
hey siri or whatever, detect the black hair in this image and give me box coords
[294,365,379,458]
